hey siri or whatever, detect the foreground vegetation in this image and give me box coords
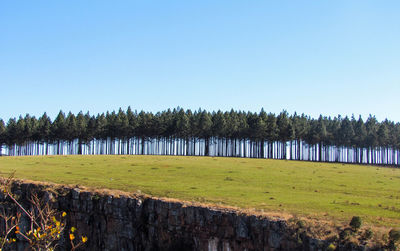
[0,155,399,228]
[0,173,88,250]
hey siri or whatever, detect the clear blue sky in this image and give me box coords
[1,1,399,122]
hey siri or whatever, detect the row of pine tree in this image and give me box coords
[0,107,399,166]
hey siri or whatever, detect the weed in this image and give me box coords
[349,216,362,231]
[389,228,400,243]
[326,243,336,251]
[296,220,306,229]
[364,228,373,239]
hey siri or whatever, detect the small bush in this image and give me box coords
[0,173,88,251]
[389,229,400,243]
[349,216,362,231]
[296,220,306,229]
[364,228,373,239]
[339,229,352,240]
[388,241,396,250]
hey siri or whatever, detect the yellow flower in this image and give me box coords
[82,236,88,243]
[70,227,76,233]
[69,233,75,241]
[62,212,67,217]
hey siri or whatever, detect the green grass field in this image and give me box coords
[0,155,399,227]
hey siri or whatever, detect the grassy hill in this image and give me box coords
[0,155,399,227]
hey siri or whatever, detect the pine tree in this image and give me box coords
[353,116,367,163]
[0,107,399,166]
[315,116,328,161]
[76,112,87,154]
[365,115,378,164]
[52,111,67,155]
[0,119,5,155]
[277,111,291,159]
[198,111,212,156]
[6,118,18,155]
[265,113,278,158]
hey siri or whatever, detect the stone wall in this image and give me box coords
[0,181,364,251]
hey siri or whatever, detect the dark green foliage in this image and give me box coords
[349,216,362,231]
[363,228,373,239]
[51,111,67,141]
[339,228,352,240]
[389,229,400,242]
[296,220,306,229]
[0,119,5,146]
[338,116,354,146]
[5,118,17,146]
[0,107,400,166]
[38,113,52,142]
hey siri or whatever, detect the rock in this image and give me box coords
[71,188,80,200]
[0,181,367,251]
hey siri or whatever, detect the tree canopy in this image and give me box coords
[1,108,399,166]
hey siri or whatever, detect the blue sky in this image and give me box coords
[1,1,399,122]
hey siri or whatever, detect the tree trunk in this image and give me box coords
[185,138,189,156]
[141,137,145,155]
[282,141,286,160]
[270,142,273,159]
[78,139,82,155]
[126,138,130,155]
[318,142,322,162]
[225,138,229,157]
[260,139,265,158]
[205,137,209,156]
[57,140,60,155]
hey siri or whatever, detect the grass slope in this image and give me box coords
[0,155,399,227]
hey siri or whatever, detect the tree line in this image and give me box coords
[0,107,399,166]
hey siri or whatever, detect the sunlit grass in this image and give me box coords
[0,155,399,227]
